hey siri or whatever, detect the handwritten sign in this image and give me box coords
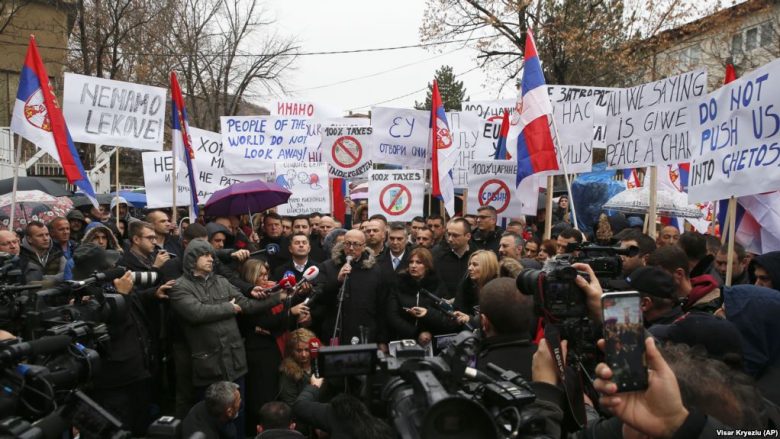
[322,125,373,179]
[63,73,166,150]
[221,115,320,175]
[370,107,430,168]
[462,99,517,119]
[594,69,708,169]
[467,160,541,218]
[266,100,342,120]
[189,127,257,203]
[687,59,780,202]
[142,152,190,208]
[275,162,330,216]
[368,170,424,222]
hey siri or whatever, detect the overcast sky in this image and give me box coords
[269,1,510,115]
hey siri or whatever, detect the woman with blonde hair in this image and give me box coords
[453,250,499,326]
[278,328,318,406]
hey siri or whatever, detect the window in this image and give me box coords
[732,21,774,54]
[670,44,701,67]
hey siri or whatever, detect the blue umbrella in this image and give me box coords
[111,190,147,208]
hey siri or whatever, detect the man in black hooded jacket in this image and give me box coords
[752,251,780,292]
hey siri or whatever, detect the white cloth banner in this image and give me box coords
[466,160,540,219]
[594,69,708,170]
[266,99,343,120]
[190,127,256,203]
[687,59,780,202]
[221,116,320,175]
[370,107,430,168]
[142,152,191,208]
[63,73,166,150]
[274,162,330,216]
[321,126,373,179]
[367,169,424,222]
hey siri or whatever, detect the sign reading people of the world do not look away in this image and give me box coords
[594,69,708,169]
[368,170,424,222]
[687,58,780,203]
[63,73,166,150]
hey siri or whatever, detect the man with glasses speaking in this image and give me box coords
[311,229,388,349]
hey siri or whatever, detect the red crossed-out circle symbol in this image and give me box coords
[331,135,362,169]
[379,184,412,216]
[478,179,511,214]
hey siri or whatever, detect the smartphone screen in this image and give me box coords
[601,292,648,392]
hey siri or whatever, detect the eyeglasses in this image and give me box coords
[344,241,365,248]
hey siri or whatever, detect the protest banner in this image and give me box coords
[449,111,485,188]
[266,99,342,120]
[370,107,430,168]
[687,59,780,203]
[190,127,257,203]
[466,160,540,219]
[547,84,614,107]
[142,152,191,208]
[368,169,424,222]
[63,73,166,150]
[594,69,708,169]
[274,162,330,216]
[462,99,517,119]
[221,115,320,175]
[322,125,373,179]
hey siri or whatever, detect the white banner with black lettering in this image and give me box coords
[367,170,424,222]
[594,69,708,169]
[63,73,166,150]
[190,127,256,203]
[142,152,191,208]
[466,160,541,218]
[322,126,373,179]
[687,59,780,202]
[274,162,330,216]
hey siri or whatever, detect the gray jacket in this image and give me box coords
[170,240,282,386]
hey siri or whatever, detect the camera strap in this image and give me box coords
[544,324,587,430]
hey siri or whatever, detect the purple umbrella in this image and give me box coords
[204,180,292,217]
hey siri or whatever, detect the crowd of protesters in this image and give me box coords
[1,194,779,439]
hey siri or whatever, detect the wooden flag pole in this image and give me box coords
[543,175,554,240]
[115,147,120,228]
[724,196,737,287]
[9,133,23,229]
[549,117,579,230]
[647,166,658,239]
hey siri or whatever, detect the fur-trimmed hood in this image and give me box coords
[81,223,123,253]
[279,356,310,382]
[330,240,376,269]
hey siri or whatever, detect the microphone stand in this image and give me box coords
[331,257,352,346]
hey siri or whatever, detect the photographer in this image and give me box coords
[0,230,34,284]
[72,243,154,435]
[292,375,394,439]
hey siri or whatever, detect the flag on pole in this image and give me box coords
[623,168,640,189]
[170,71,199,220]
[430,80,456,217]
[332,177,346,223]
[10,36,97,206]
[494,109,511,160]
[514,29,559,187]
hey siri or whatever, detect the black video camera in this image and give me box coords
[568,242,638,283]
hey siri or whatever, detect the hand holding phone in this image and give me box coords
[601,291,648,392]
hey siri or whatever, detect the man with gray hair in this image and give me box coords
[182,381,241,439]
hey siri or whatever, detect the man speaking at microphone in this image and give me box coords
[312,229,388,350]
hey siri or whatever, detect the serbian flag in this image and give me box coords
[11,36,97,206]
[331,177,346,223]
[623,168,640,189]
[170,71,199,220]
[514,29,559,187]
[430,80,456,216]
[493,109,511,160]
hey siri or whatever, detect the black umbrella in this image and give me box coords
[0,177,71,197]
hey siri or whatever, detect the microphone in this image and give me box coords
[250,243,280,257]
[0,335,71,365]
[66,266,127,287]
[308,337,322,378]
[419,288,474,331]
[264,275,296,294]
[298,266,321,303]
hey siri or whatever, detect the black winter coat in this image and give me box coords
[386,273,459,340]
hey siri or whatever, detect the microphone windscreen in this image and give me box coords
[302,266,320,281]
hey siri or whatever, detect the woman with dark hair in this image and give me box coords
[386,247,460,345]
[453,250,499,327]
[537,239,556,264]
[293,376,394,439]
[238,259,310,432]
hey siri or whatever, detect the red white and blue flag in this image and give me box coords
[493,109,511,160]
[430,80,456,216]
[170,71,199,220]
[11,36,97,206]
[623,169,640,189]
[514,29,559,187]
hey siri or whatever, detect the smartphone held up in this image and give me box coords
[601,291,648,392]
